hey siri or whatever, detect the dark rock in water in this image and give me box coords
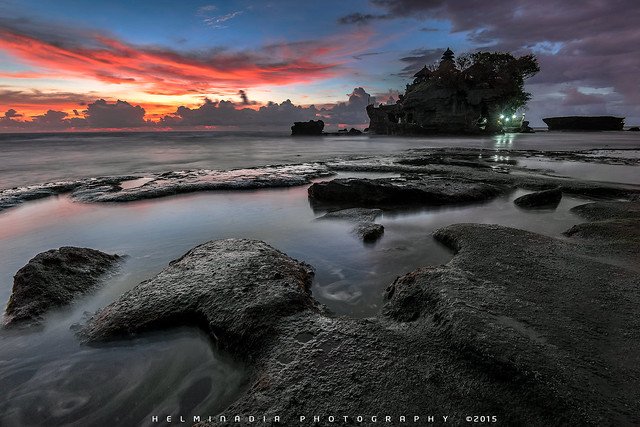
[291,120,324,135]
[336,127,363,135]
[318,208,384,242]
[543,116,624,131]
[80,210,640,425]
[514,187,562,209]
[4,247,121,328]
[353,222,384,242]
[520,120,535,133]
[308,177,508,207]
[318,207,383,223]
[628,126,640,131]
[80,239,319,353]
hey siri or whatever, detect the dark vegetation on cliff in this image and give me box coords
[367,49,539,135]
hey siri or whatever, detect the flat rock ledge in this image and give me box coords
[4,247,121,328]
[0,164,332,213]
[79,207,640,425]
[317,208,385,242]
[308,176,508,207]
[514,187,562,209]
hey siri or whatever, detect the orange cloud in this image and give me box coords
[0,27,363,96]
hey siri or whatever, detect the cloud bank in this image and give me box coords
[0,88,377,131]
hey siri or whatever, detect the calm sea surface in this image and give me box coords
[0,131,638,426]
[1,130,639,189]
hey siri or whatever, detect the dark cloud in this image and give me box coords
[161,88,377,128]
[352,51,384,61]
[4,109,21,118]
[0,89,91,106]
[397,48,443,77]
[159,98,317,127]
[560,87,609,107]
[337,13,388,25]
[0,99,149,130]
[237,90,257,105]
[30,109,69,129]
[341,0,640,121]
[318,87,376,125]
[84,99,147,128]
[1,89,378,131]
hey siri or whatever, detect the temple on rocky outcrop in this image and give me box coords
[367,48,539,135]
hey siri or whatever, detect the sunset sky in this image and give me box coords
[1,0,638,131]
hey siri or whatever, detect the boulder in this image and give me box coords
[80,239,319,354]
[353,222,385,242]
[291,120,324,136]
[318,208,385,242]
[514,187,562,208]
[4,247,121,328]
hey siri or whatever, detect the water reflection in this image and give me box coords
[494,132,516,148]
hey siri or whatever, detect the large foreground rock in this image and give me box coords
[4,247,121,328]
[309,176,507,207]
[80,239,319,354]
[384,218,640,425]
[80,211,640,425]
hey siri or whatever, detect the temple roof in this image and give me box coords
[441,47,455,61]
[413,66,432,78]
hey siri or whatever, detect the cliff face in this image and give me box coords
[367,49,538,135]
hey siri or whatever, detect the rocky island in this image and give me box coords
[367,49,539,135]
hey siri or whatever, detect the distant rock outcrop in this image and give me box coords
[4,247,121,328]
[543,116,624,131]
[291,119,324,135]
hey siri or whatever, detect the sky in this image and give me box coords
[0,0,638,131]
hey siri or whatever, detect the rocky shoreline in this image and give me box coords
[70,200,640,425]
[1,147,639,214]
[2,147,640,425]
